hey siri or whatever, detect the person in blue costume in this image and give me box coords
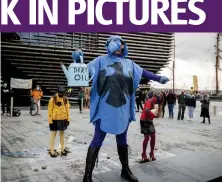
[82,36,169,182]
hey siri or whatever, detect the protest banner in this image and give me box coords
[62,63,90,87]
[10,78,32,89]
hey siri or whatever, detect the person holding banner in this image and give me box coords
[80,35,169,182]
[30,85,43,115]
[48,87,70,157]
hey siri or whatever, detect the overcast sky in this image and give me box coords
[151,33,222,91]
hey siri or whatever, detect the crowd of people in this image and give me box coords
[135,88,211,123]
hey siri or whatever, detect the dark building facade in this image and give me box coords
[1,32,174,106]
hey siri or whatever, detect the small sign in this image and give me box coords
[62,63,92,87]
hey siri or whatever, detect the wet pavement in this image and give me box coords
[1,101,222,182]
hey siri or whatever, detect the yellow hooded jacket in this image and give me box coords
[48,94,70,124]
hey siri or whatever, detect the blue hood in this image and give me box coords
[105,36,128,57]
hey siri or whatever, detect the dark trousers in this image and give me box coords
[136,99,143,111]
[1,99,10,114]
[78,99,83,112]
[177,105,186,120]
[90,120,128,147]
[162,105,166,117]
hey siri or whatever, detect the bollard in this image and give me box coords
[213,106,217,116]
[10,97,13,117]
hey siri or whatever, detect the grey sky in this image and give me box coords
[151,33,222,90]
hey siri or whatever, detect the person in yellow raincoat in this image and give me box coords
[48,87,70,157]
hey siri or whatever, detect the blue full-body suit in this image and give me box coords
[81,36,169,182]
[87,36,164,147]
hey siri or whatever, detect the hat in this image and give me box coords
[58,87,66,94]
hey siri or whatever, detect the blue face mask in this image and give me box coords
[105,36,129,57]
[107,40,122,55]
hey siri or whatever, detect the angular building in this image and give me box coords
[1,32,174,106]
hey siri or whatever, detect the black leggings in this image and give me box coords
[162,105,165,117]
[78,99,83,112]
[203,116,210,122]
[136,99,143,111]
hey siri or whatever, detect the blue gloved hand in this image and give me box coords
[158,76,169,84]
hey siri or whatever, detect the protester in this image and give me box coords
[177,91,187,120]
[162,91,167,118]
[30,85,43,115]
[81,36,169,182]
[142,90,147,103]
[200,92,211,124]
[48,87,70,157]
[78,87,85,113]
[166,90,176,119]
[1,82,11,116]
[84,90,90,109]
[186,92,196,121]
[140,95,158,163]
[67,87,73,97]
[157,92,164,118]
[136,87,143,112]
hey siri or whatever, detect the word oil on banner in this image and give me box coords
[0,0,222,32]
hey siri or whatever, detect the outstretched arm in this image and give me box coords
[142,69,169,84]
[142,69,161,82]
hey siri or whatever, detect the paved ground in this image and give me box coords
[1,101,222,182]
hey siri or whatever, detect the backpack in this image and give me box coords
[13,108,21,117]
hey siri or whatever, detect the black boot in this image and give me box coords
[83,146,100,182]
[208,117,211,124]
[117,145,138,182]
[201,117,205,123]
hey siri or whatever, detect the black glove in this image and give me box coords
[64,120,69,127]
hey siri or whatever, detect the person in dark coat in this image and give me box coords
[166,90,176,119]
[135,87,143,112]
[162,91,167,118]
[1,82,11,116]
[186,93,196,121]
[200,93,210,124]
